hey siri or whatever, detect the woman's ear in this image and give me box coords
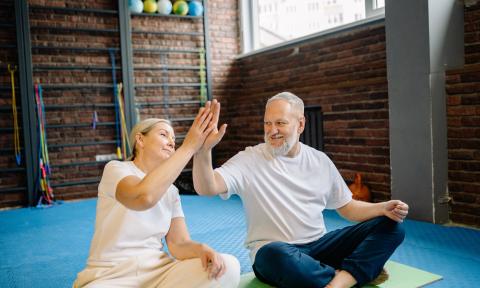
[135,133,144,149]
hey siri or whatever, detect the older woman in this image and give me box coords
[74,102,240,288]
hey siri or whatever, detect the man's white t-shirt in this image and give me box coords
[87,160,184,265]
[216,143,352,262]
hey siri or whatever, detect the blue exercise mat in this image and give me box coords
[0,196,478,287]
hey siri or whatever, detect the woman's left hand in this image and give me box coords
[198,244,225,280]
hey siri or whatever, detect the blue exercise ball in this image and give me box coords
[188,0,203,16]
[129,0,144,13]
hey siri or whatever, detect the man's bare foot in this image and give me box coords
[369,268,389,286]
[324,270,357,288]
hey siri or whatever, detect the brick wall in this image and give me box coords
[445,3,480,227]
[218,22,392,202]
[0,0,241,206]
[131,0,241,192]
[27,0,120,201]
[130,12,206,139]
[206,0,242,163]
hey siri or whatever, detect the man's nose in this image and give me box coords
[270,125,279,134]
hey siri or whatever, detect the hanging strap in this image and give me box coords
[8,64,21,166]
[117,83,130,159]
[92,110,98,130]
[108,48,122,159]
[109,49,122,159]
[199,48,207,105]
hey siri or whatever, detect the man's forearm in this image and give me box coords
[193,150,217,195]
[353,202,384,222]
[338,200,384,222]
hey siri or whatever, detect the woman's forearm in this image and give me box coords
[168,240,204,260]
[118,145,196,210]
[138,146,195,198]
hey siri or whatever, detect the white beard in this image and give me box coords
[264,132,297,157]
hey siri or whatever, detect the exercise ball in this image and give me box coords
[129,0,144,13]
[143,0,158,13]
[188,0,203,16]
[157,0,172,15]
[173,0,188,16]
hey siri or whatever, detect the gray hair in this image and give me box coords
[128,118,171,160]
[266,92,304,115]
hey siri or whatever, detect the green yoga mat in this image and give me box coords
[239,260,442,288]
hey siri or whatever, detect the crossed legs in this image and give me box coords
[252,216,405,288]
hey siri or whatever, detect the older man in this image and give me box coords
[193,92,408,288]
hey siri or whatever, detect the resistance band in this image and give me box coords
[92,110,98,130]
[34,83,54,205]
[117,83,130,159]
[109,49,122,160]
[160,53,170,119]
[8,64,21,166]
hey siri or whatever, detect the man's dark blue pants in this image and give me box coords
[252,216,405,288]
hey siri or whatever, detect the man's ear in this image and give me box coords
[298,116,306,134]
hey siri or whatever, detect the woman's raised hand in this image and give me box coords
[181,101,216,153]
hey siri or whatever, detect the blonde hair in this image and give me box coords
[128,118,171,160]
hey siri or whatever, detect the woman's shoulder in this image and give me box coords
[103,160,134,171]
[167,184,179,196]
[101,160,138,181]
[157,185,181,206]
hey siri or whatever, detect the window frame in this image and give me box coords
[239,0,385,58]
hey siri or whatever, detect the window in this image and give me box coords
[240,0,385,54]
[373,0,385,9]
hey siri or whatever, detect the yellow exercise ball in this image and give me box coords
[143,0,158,13]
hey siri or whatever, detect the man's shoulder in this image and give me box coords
[228,143,268,163]
[245,143,266,153]
[234,143,264,156]
[300,143,328,158]
[300,144,339,172]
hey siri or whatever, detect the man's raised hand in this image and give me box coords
[201,99,227,152]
